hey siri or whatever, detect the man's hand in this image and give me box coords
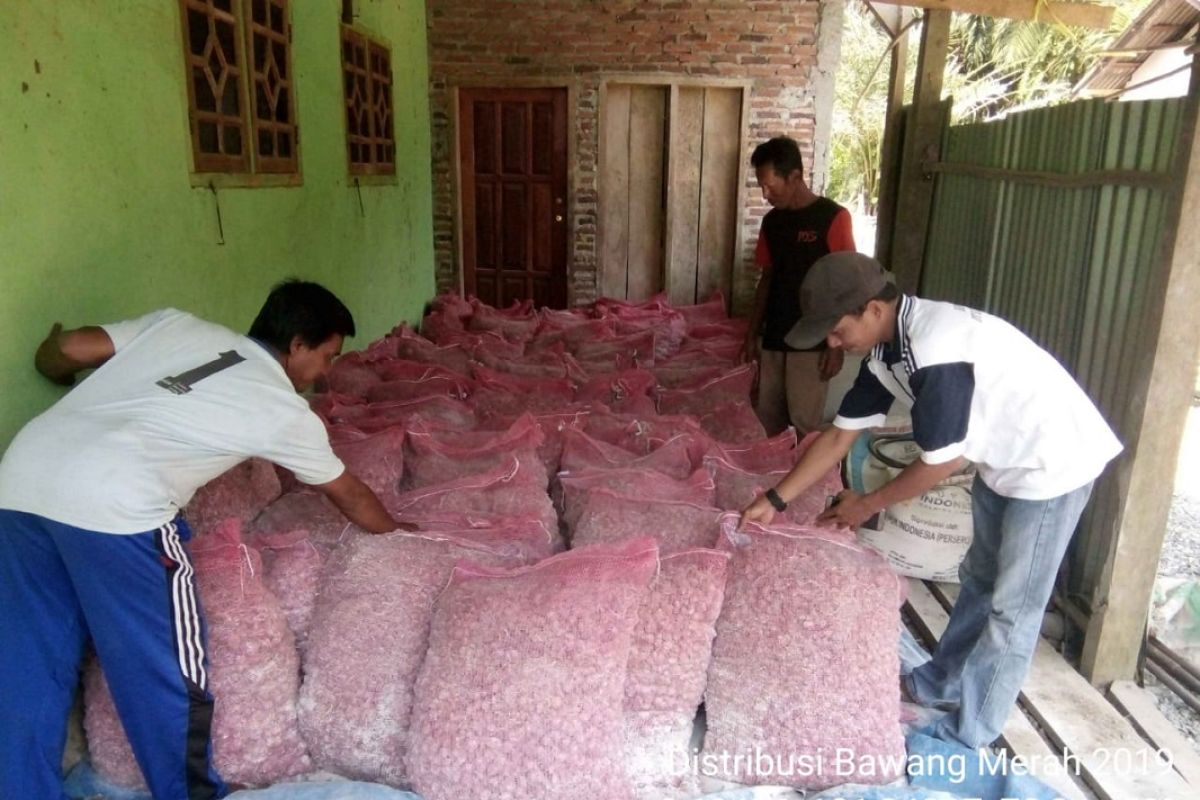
[739,495,776,529]
[818,348,844,382]
[35,323,115,386]
[816,490,877,529]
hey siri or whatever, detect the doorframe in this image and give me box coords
[597,74,752,309]
[451,80,578,305]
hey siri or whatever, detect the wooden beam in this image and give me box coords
[1082,55,1200,686]
[874,11,912,266]
[889,9,950,291]
[871,0,1116,30]
[1108,680,1200,789]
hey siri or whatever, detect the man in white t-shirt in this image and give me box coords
[0,280,409,799]
[741,253,1121,751]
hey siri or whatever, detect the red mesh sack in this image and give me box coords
[186,458,282,537]
[705,438,842,526]
[251,490,351,549]
[388,458,559,545]
[584,412,713,463]
[697,400,767,444]
[674,291,729,327]
[364,373,472,404]
[82,661,148,791]
[429,292,473,321]
[329,424,406,506]
[406,511,558,560]
[419,309,466,343]
[349,395,476,433]
[371,359,471,385]
[468,298,539,341]
[477,406,598,475]
[299,530,533,785]
[656,363,756,416]
[258,528,327,650]
[570,488,723,555]
[559,428,695,480]
[390,328,475,374]
[625,549,730,799]
[468,366,576,418]
[702,516,906,789]
[575,369,657,414]
[403,413,547,490]
[708,427,801,473]
[529,316,618,352]
[473,345,588,381]
[406,538,660,800]
[574,329,657,369]
[88,520,311,788]
[557,466,715,531]
[651,363,725,390]
[326,353,384,398]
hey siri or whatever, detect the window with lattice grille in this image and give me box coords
[179,0,298,175]
[341,27,395,176]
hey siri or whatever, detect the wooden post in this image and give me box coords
[873,9,911,266]
[889,9,950,291]
[1081,55,1200,686]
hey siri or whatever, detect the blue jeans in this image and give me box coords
[906,476,1094,748]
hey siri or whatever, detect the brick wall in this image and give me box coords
[427,0,843,314]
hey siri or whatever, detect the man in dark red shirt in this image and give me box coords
[743,136,856,435]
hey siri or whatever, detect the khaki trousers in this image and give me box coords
[754,346,828,436]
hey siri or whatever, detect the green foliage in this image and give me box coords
[828,0,1151,208]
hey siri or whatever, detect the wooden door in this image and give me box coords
[459,88,568,309]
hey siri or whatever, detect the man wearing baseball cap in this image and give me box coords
[741,251,1122,750]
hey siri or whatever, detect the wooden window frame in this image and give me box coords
[341,25,396,177]
[179,0,302,185]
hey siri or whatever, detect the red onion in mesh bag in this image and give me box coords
[419,309,466,343]
[570,488,723,554]
[387,457,560,547]
[406,510,557,560]
[364,373,472,404]
[467,299,540,342]
[329,424,406,506]
[434,327,525,360]
[583,411,712,460]
[257,528,326,650]
[370,359,470,386]
[477,405,597,475]
[625,549,730,800]
[656,363,756,416]
[705,445,843,526]
[574,329,657,369]
[706,427,801,473]
[349,395,476,434]
[557,466,715,531]
[429,293,473,321]
[390,328,475,374]
[697,400,768,444]
[559,428,696,480]
[575,369,658,413]
[651,362,726,390]
[88,520,312,788]
[406,538,660,800]
[473,345,588,381]
[186,458,282,537]
[675,291,729,328]
[251,490,352,550]
[299,530,534,785]
[83,662,147,791]
[702,514,906,789]
[403,413,547,490]
[309,391,367,424]
[326,353,385,398]
[686,318,749,340]
[529,317,618,351]
[669,339,742,364]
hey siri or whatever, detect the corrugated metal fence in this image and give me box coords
[919,97,1187,601]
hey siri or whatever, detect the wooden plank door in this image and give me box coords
[600,84,668,301]
[665,85,744,308]
[459,88,568,308]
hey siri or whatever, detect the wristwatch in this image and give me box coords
[764,487,788,512]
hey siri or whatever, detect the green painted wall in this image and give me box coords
[0,0,434,445]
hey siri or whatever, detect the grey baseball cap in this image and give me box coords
[784,252,895,350]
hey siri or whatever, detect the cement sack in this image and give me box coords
[406,539,659,800]
[299,530,532,785]
[625,549,730,800]
[571,488,723,555]
[845,434,974,583]
[702,515,906,790]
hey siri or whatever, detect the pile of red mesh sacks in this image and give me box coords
[82,291,905,800]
